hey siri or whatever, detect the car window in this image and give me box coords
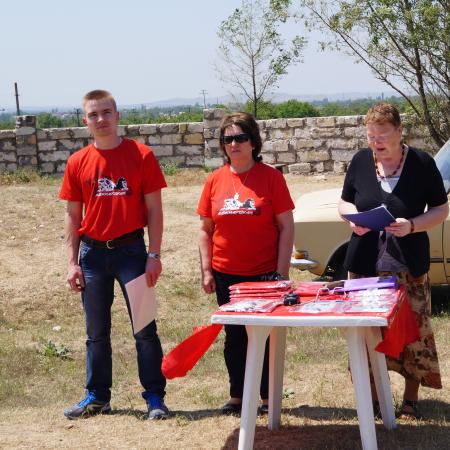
[434,139,450,194]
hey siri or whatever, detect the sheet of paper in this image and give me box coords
[125,274,157,334]
[342,205,395,231]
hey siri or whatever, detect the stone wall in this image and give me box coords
[0,108,433,175]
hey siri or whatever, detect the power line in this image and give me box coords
[199,90,208,108]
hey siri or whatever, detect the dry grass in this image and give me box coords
[0,170,449,449]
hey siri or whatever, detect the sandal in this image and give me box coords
[398,400,424,420]
[258,403,269,415]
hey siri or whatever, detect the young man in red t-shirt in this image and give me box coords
[60,90,169,420]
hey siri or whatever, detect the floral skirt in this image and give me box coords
[349,271,442,389]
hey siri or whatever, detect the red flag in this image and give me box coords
[162,324,223,379]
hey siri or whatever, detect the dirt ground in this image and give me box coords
[0,171,448,449]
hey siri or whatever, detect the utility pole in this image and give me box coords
[199,89,207,108]
[74,108,81,126]
[14,82,20,116]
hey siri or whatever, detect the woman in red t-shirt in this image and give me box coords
[197,112,294,415]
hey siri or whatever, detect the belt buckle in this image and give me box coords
[106,240,115,249]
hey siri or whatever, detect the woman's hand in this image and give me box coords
[201,268,216,294]
[385,218,412,237]
[350,222,371,236]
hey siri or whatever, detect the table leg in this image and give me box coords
[238,325,272,450]
[346,327,377,450]
[268,326,286,430]
[365,327,396,430]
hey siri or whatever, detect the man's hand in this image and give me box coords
[201,269,216,294]
[145,257,162,287]
[67,263,84,292]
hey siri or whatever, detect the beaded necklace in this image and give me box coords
[374,145,405,180]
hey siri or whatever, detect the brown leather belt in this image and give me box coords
[81,229,144,250]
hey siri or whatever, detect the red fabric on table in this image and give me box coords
[161,324,223,379]
[375,293,420,358]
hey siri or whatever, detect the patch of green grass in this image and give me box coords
[161,161,180,176]
[41,340,71,360]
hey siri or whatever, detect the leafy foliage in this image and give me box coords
[41,340,71,360]
[216,0,306,118]
[282,0,450,146]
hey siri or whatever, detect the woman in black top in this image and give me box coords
[338,102,448,419]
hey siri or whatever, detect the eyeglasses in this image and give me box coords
[221,133,250,145]
[367,129,399,143]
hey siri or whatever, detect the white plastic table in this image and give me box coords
[210,312,397,450]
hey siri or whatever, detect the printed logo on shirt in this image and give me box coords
[218,195,260,216]
[95,177,130,197]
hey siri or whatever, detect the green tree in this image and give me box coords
[275,99,319,117]
[275,0,450,146]
[216,0,306,118]
[243,99,277,119]
[36,113,63,128]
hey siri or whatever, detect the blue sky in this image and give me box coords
[0,0,390,108]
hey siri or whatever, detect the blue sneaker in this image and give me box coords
[64,392,111,419]
[147,394,169,420]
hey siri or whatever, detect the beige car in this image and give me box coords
[292,139,450,284]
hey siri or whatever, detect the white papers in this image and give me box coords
[125,274,157,334]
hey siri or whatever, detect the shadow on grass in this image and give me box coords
[110,407,221,421]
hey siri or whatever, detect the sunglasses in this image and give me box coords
[221,133,250,145]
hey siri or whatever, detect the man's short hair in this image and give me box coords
[364,102,401,128]
[82,90,117,111]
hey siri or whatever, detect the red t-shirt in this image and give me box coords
[197,163,294,275]
[59,138,167,241]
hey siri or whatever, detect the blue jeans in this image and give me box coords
[79,237,166,402]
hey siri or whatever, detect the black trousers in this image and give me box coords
[213,269,273,400]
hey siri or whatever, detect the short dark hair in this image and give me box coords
[219,112,262,163]
[364,102,401,128]
[82,89,117,112]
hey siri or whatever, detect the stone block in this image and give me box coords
[334,161,347,174]
[214,109,226,120]
[203,129,215,139]
[56,162,66,173]
[262,153,276,164]
[294,128,311,139]
[203,119,221,129]
[38,141,56,151]
[16,135,37,145]
[183,133,203,145]
[0,130,15,138]
[186,155,204,166]
[15,126,36,136]
[312,117,336,128]
[277,152,296,163]
[289,163,311,174]
[207,138,220,148]
[336,115,361,126]
[6,163,18,171]
[344,126,366,139]
[269,129,292,140]
[36,129,48,140]
[297,149,330,163]
[327,138,358,150]
[139,124,157,135]
[312,162,324,173]
[117,126,126,136]
[72,127,91,138]
[40,162,55,173]
[152,146,173,157]
[17,155,37,166]
[262,141,274,152]
[0,152,16,163]
[159,123,179,134]
[176,145,202,156]
[126,125,140,136]
[178,123,188,134]
[47,128,71,139]
[39,150,70,162]
[59,139,80,150]
[161,134,182,145]
[0,140,16,151]
[286,118,305,128]
[188,123,204,133]
[17,146,37,156]
[203,109,215,120]
[310,127,341,139]
[294,139,316,150]
[205,157,224,168]
[148,135,162,145]
[133,136,147,144]
[331,149,357,162]
[272,140,289,152]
